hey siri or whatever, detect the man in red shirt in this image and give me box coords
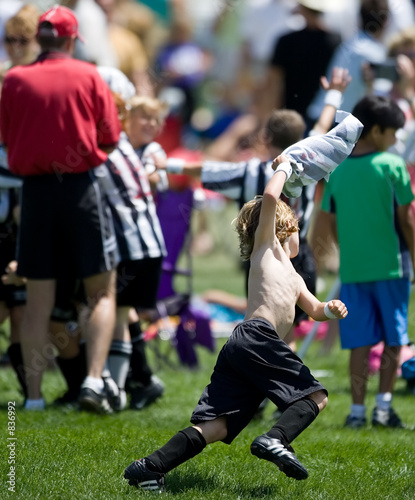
[0,5,121,412]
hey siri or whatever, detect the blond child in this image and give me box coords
[127,95,169,193]
[124,155,348,492]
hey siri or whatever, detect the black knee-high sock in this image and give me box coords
[56,343,87,397]
[7,343,27,398]
[266,398,319,449]
[145,427,206,474]
[129,322,152,386]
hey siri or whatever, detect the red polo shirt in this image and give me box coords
[0,52,121,176]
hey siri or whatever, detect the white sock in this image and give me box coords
[25,398,45,410]
[376,392,392,411]
[82,376,104,392]
[350,404,366,418]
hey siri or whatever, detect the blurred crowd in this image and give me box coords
[2,0,415,150]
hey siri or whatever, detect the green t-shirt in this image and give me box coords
[321,151,414,283]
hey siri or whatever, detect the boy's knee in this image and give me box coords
[195,416,228,444]
[318,395,328,413]
[309,390,328,413]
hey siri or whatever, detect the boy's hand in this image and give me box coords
[272,154,291,171]
[272,154,293,180]
[324,299,348,320]
[395,54,415,98]
[2,260,26,286]
[320,67,351,94]
[152,155,167,170]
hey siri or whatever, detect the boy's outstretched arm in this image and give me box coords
[312,66,351,136]
[296,277,348,322]
[153,156,203,177]
[253,154,292,249]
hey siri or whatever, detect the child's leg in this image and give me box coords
[264,391,326,448]
[349,345,371,405]
[128,309,153,386]
[251,393,325,480]
[371,345,404,428]
[379,345,401,394]
[124,418,227,490]
[145,417,227,473]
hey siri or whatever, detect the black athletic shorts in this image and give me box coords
[116,257,162,308]
[191,318,327,444]
[17,168,119,280]
[50,275,81,323]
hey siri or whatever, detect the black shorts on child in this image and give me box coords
[116,257,162,308]
[191,317,327,444]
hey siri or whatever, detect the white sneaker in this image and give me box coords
[372,407,404,428]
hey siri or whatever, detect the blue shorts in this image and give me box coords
[339,279,410,349]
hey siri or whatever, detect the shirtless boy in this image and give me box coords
[124,154,347,492]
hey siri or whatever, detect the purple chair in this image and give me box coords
[152,188,214,368]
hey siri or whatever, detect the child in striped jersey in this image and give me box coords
[127,95,170,194]
[96,70,168,413]
[67,67,167,414]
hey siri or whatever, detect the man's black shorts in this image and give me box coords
[191,318,327,444]
[17,168,119,279]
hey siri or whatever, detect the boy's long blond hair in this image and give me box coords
[234,196,299,261]
[5,4,40,39]
[128,95,169,125]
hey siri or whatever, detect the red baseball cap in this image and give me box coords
[37,5,84,42]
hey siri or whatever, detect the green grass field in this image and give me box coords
[1,203,415,499]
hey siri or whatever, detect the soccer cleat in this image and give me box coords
[111,388,127,412]
[129,375,165,410]
[372,407,405,428]
[53,390,80,408]
[250,434,308,480]
[78,386,113,415]
[344,414,367,429]
[103,376,127,412]
[124,458,165,492]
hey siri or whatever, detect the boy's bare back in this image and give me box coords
[245,236,302,338]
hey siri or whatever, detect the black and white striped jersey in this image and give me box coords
[99,133,167,262]
[135,141,169,192]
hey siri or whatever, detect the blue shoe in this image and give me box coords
[250,434,308,480]
[344,414,366,429]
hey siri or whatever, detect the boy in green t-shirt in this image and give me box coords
[322,95,415,429]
